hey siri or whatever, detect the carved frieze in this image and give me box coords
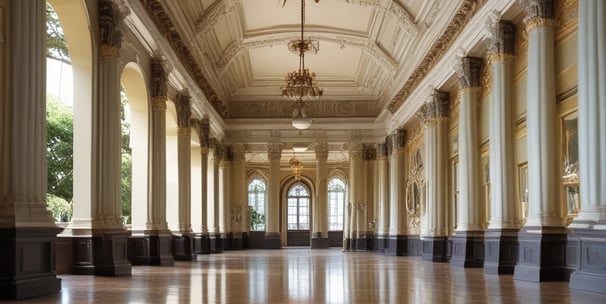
[141,0,227,116]
[227,100,379,119]
[454,57,483,88]
[388,0,483,113]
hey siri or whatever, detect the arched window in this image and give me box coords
[248,179,266,231]
[287,183,310,230]
[328,178,346,231]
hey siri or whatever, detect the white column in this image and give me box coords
[420,91,450,238]
[146,58,169,232]
[349,143,364,242]
[487,21,521,230]
[219,146,231,237]
[174,91,192,234]
[454,57,485,232]
[376,143,390,237]
[91,2,124,229]
[193,119,210,235]
[522,1,565,228]
[0,0,55,227]
[313,143,329,241]
[231,144,247,236]
[388,129,408,236]
[210,142,221,235]
[266,144,282,239]
[574,0,606,226]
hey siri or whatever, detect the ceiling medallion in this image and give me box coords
[281,0,323,130]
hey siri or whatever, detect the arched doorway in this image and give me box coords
[286,182,311,246]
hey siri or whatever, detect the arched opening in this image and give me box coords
[286,182,311,246]
[248,177,267,231]
[120,63,149,231]
[46,0,93,228]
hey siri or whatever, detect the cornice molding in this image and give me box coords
[387,0,484,114]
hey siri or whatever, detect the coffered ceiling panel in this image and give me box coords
[157,0,466,123]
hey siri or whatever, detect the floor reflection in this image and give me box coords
[7,249,606,304]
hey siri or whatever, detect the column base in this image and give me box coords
[220,233,233,250]
[421,236,450,262]
[194,233,211,254]
[374,235,388,252]
[343,238,352,251]
[385,235,420,256]
[210,233,223,253]
[354,232,373,251]
[263,232,282,249]
[328,231,343,247]
[173,234,196,261]
[569,227,606,294]
[246,231,265,249]
[129,231,175,266]
[311,233,330,249]
[484,228,519,275]
[231,233,244,250]
[513,227,568,282]
[0,227,62,300]
[450,231,484,268]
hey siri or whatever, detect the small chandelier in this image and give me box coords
[290,152,303,181]
[281,0,323,129]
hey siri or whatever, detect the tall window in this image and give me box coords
[248,179,266,231]
[287,183,310,230]
[328,178,346,231]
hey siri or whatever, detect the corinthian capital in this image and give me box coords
[174,90,191,128]
[193,118,210,148]
[151,57,168,98]
[485,19,516,56]
[454,57,483,89]
[98,0,123,51]
[267,143,282,161]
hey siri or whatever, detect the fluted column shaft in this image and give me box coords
[349,143,365,240]
[388,130,408,236]
[231,144,247,235]
[219,148,231,236]
[420,91,451,238]
[455,57,485,232]
[0,0,55,227]
[174,92,192,234]
[575,0,606,225]
[146,58,169,231]
[314,143,329,238]
[376,143,390,236]
[267,144,282,237]
[487,22,520,228]
[523,2,564,228]
[194,119,210,234]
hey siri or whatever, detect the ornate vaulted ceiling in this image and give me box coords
[152,0,464,123]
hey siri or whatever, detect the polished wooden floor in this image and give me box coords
[9,249,606,304]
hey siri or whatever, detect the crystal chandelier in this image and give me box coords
[281,0,323,129]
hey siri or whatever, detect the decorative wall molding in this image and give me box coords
[226,100,380,119]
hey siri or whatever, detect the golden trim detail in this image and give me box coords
[200,147,209,154]
[487,53,515,63]
[99,45,120,58]
[177,127,191,136]
[525,17,557,31]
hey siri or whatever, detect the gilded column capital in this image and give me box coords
[521,0,555,31]
[267,143,282,161]
[418,90,450,125]
[151,96,167,110]
[376,143,388,161]
[231,144,246,162]
[98,0,123,58]
[363,145,377,161]
[174,90,192,128]
[314,142,329,161]
[151,57,168,99]
[212,140,223,161]
[454,57,483,89]
[349,143,364,161]
[192,118,210,149]
[486,20,516,57]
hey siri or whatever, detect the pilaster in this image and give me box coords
[209,140,223,253]
[484,19,520,275]
[451,56,485,268]
[219,145,233,249]
[419,90,451,262]
[348,143,364,251]
[375,142,390,252]
[514,0,567,282]
[230,143,246,250]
